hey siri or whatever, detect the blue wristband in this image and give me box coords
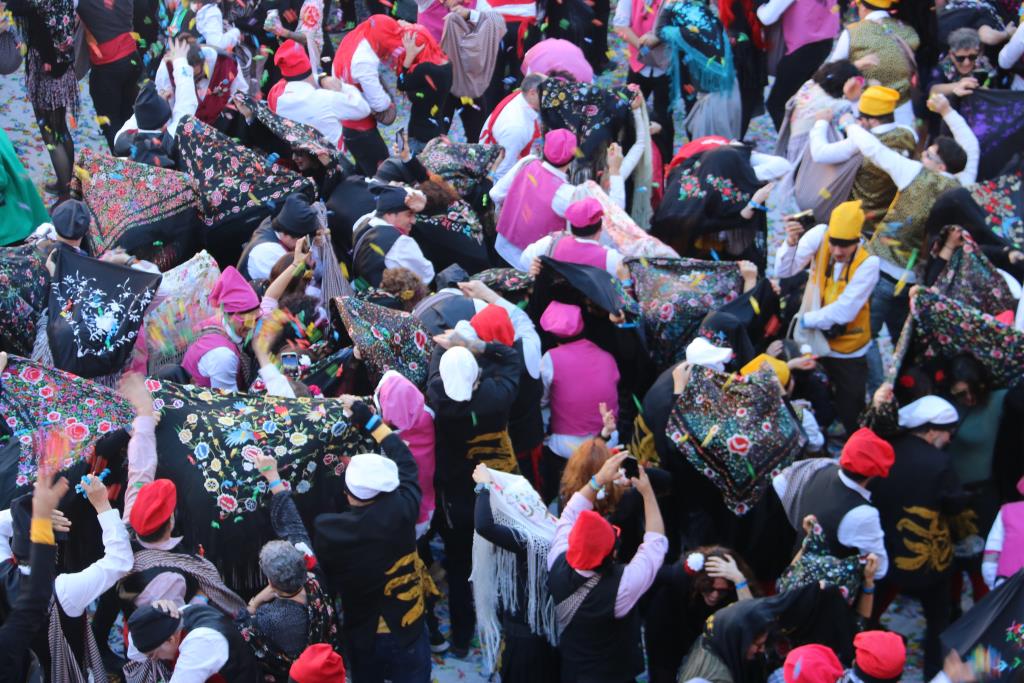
[267,479,283,490]
[588,476,603,492]
[748,201,768,212]
[862,585,875,594]
[365,414,382,432]
[734,580,748,591]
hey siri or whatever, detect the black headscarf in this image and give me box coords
[697,311,756,371]
[703,597,776,683]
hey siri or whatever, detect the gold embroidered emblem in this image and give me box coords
[894,506,953,573]
[382,551,440,629]
[465,430,519,473]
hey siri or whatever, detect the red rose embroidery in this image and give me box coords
[414,329,428,350]
[145,378,162,393]
[39,386,54,399]
[242,445,264,462]
[727,434,750,456]
[218,495,238,513]
[20,366,43,383]
[658,303,674,322]
[66,422,90,442]
[98,421,112,433]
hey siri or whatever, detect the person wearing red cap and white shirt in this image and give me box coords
[784,644,845,683]
[289,643,345,683]
[181,266,262,392]
[547,451,667,683]
[490,127,582,268]
[537,300,621,501]
[520,196,625,277]
[772,427,894,581]
[0,475,131,681]
[841,631,906,683]
[480,73,546,180]
[267,39,371,149]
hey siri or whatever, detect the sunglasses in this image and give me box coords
[952,53,979,63]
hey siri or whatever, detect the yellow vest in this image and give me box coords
[814,239,872,354]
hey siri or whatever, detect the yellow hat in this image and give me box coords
[827,200,865,241]
[860,0,895,8]
[858,86,900,117]
[740,354,791,388]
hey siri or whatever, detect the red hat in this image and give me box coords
[783,645,844,683]
[129,479,177,536]
[289,644,345,683]
[854,631,906,679]
[567,510,616,570]
[470,304,514,347]
[838,428,895,478]
[274,39,312,79]
[565,198,604,231]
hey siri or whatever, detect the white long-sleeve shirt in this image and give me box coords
[154,46,248,107]
[772,465,889,579]
[128,606,230,681]
[773,223,879,356]
[755,0,795,25]
[998,27,1024,90]
[490,155,576,267]
[808,120,914,165]
[115,57,199,144]
[846,110,979,187]
[482,93,541,180]
[195,3,240,50]
[274,80,372,146]
[982,510,1006,589]
[349,40,394,113]
[197,346,241,392]
[452,296,543,379]
[519,233,624,276]
[0,507,133,617]
[352,215,436,285]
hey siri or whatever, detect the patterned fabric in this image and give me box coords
[238,572,337,678]
[956,89,1024,182]
[969,165,1024,245]
[0,358,135,487]
[539,80,633,162]
[777,519,863,605]
[176,116,316,227]
[130,548,246,614]
[48,249,162,378]
[417,138,502,196]
[581,181,680,260]
[905,289,1024,388]
[334,296,434,387]
[417,200,485,244]
[658,0,735,98]
[242,93,344,187]
[867,170,959,271]
[142,251,221,372]
[471,268,535,299]
[628,257,744,369]
[47,599,108,683]
[72,148,199,270]
[665,365,807,515]
[0,243,50,356]
[847,18,919,104]
[932,234,1016,315]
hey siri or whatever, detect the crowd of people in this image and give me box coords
[1,0,1024,680]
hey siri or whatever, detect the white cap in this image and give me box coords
[345,453,399,499]
[897,396,959,429]
[685,337,733,372]
[439,346,479,402]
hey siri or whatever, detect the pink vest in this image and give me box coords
[782,0,839,55]
[552,234,609,271]
[548,339,619,436]
[997,501,1024,579]
[496,159,567,250]
[180,317,242,388]
[403,413,437,524]
[627,0,662,73]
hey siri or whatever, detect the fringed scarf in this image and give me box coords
[129,548,247,615]
[658,0,735,103]
[47,599,108,683]
[578,182,677,260]
[470,470,558,673]
[72,148,199,271]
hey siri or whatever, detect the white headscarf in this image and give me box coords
[685,337,733,372]
[439,346,480,401]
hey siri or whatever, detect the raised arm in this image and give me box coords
[120,372,158,523]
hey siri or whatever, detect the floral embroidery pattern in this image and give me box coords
[777,517,864,605]
[418,138,503,197]
[666,365,806,515]
[335,296,434,388]
[970,168,1024,246]
[704,173,751,207]
[0,243,50,356]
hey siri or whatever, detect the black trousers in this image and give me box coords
[483,19,538,111]
[766,38,833,132]
[436,492,475,649]
[89,51,142,150]
[442,95,487,143]
[818,355,867,436]
[872,578,951,679]
[540,447,568,505]
[627,69,674,160]
[343,126,389,177]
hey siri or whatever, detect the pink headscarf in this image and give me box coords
[375,371,436,523]
[210,266,259,313]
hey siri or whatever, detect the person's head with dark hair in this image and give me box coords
[947,353,990,408]
[924,136,967,175]
[894,365,935,404]
[380,267,428,311]
[417,175,460,214]
[687,546,757,608]
[812,60,864,100]
[521,73,547,112]
[269,252,310,298]
[546,68,578,83]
